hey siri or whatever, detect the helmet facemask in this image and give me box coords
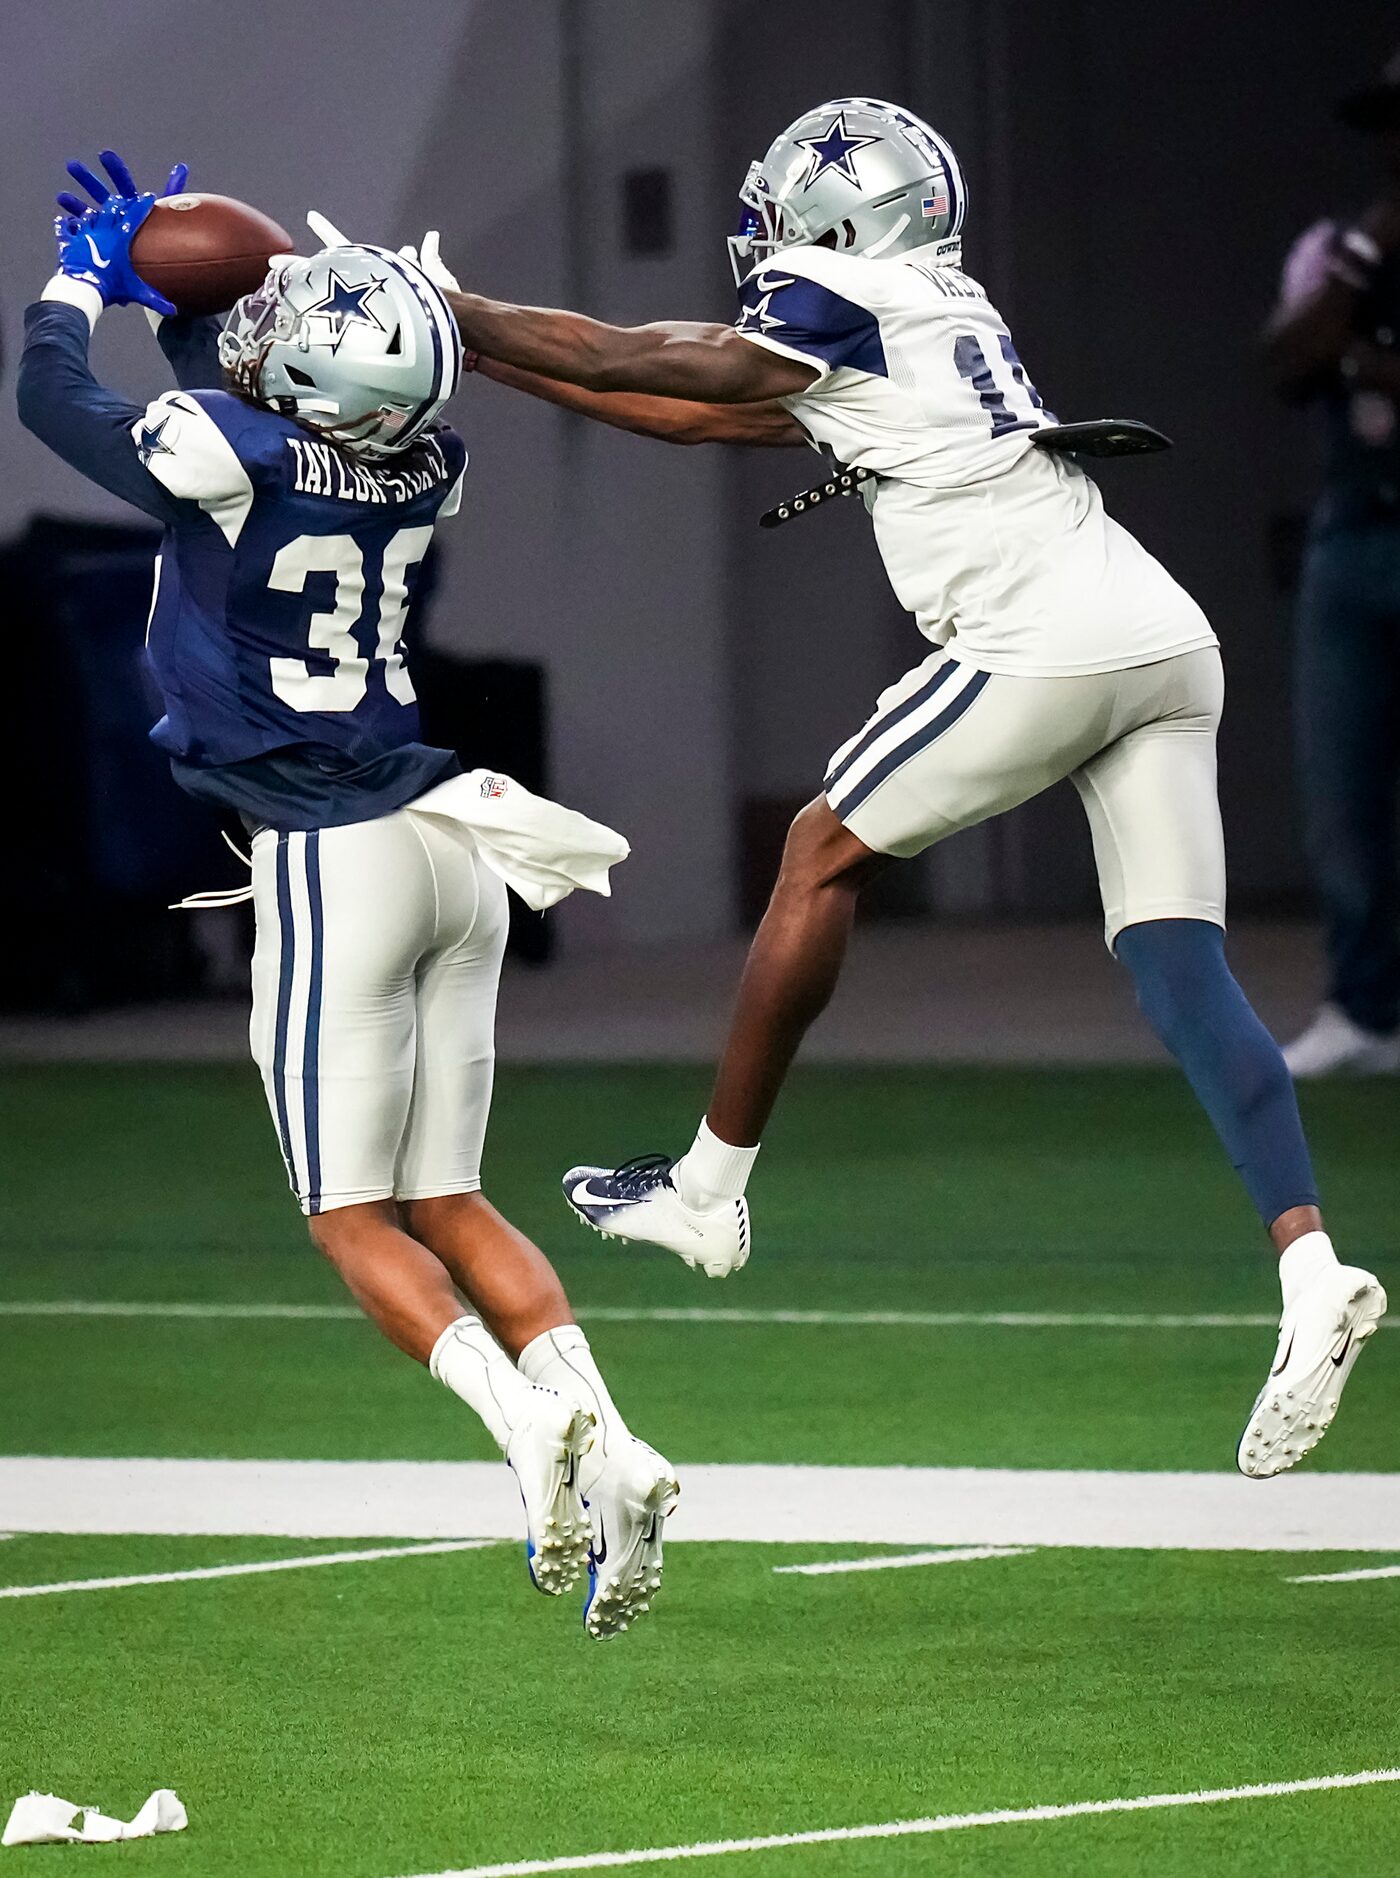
[727,163,804,284]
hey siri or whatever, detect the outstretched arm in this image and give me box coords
[446,292,817,402]
[22,156,244,522]
[18,288,181,522]
[476,355,806,445]
[387,229,813,416]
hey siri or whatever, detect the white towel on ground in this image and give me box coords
[407,769,629,911]
[3,1788,187,1845]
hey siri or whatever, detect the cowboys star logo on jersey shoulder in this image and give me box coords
[134,411,175,465]
[735,273,795,336]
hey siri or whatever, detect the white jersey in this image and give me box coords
[733,243,1216,677]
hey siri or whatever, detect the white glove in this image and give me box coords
[305,208,352,250]
[399,229,461,294]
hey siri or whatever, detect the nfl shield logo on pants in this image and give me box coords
[479,774,509,800]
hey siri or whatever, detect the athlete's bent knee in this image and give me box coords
[778,797,887,895]
[307,1198,398,1264]
[402,1189,488,1241]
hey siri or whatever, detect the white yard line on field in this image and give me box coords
[393,1768,1400,1878]
[773,1545,1032,1576]
[0,1299,1349,1330]
[1287,1562,1400,1585]
[3,1458,1398,1551]
[0,1299,362,1321]
[0,1539,497,1600]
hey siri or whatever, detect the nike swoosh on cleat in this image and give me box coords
[593,1513,608,1566]
[643,1514,659,1545]
[570,1182,636,1210]
[1331,1332,1353,1368]
[1271,1333,1295,1377]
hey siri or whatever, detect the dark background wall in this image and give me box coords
[2,1,1392,943]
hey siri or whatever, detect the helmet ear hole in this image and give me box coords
[385,324,403,356]
[284,364,316,387]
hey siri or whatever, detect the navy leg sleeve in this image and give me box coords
[1115,918,1319,1228]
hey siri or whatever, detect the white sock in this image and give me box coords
[429,1314,541,1453]
[519,1324,629,1496]
[1279,1231,1340,1309]
[673,1117,759,1210]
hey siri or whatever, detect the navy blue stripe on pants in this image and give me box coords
[271,835,296,1183]
[302,831,324,1214]
[830,669,991,820]
[825,657,959,794]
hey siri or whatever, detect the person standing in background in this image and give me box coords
[1267,51,1400,1076]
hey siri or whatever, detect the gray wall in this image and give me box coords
[3,2,1392,942]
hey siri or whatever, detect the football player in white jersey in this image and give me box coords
[418,98,1386,1477]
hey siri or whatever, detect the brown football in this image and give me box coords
[129,193,294,317]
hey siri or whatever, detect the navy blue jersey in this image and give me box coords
[18,300,465,831]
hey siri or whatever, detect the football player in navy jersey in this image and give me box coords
[18,153,678,1638]
[408,97,1387,1479]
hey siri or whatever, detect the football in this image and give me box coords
[129,192,294,317]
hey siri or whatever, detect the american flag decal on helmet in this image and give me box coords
[922,194,949,218]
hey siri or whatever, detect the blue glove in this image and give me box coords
[52,150,190,315]
[53,196,177,316]
[56,149,188,219]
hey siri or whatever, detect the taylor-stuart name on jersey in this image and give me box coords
[285,434,453,504]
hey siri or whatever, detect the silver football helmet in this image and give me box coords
[218,244,462,456]
[728,98,966,284]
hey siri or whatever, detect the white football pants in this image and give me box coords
[249,804,509,1215]
[826,645,1227,948]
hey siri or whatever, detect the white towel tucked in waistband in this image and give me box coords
[407,770,629,912]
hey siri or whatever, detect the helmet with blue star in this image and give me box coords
[218,244,462,456]
[727,98,966,286]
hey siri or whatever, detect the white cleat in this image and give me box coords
[1283,1005,1400,1079]
[1237,1266,1388,1478]
[562,1154,750,1279]
[506,1395,596,1595]
[583,1440,680,1641]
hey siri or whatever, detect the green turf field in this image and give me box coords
[2,1063,1398,1875]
